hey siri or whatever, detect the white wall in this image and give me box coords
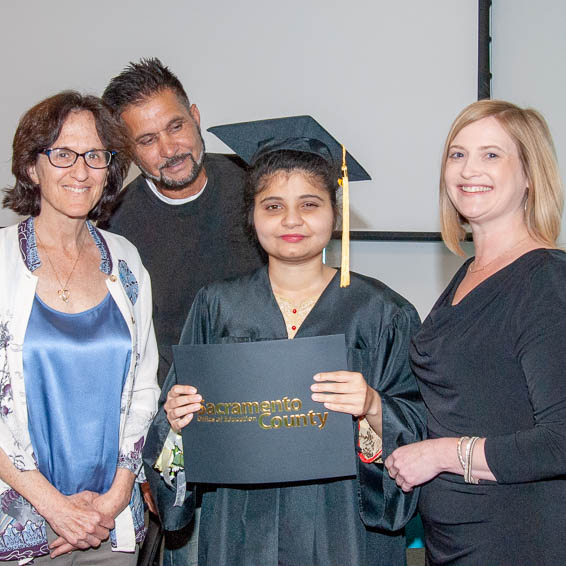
[339,0,566,316]
[13,2,566,317]
[0,0,480,317]
[326,240,472,319]
[491,0,566,243]
[0,0,477,234]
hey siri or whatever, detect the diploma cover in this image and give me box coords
[173,334,356,484]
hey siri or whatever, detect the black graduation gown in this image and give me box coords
[143,267,426,566]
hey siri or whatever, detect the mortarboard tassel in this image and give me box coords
[339,144,350,287]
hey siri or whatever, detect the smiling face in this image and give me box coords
[121,88,205,196]
[253,171,335,265]
[29,111,108,222]
[444,116,529,229]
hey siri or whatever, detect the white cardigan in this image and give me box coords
[0,218,160,559]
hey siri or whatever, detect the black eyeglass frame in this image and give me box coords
[40,148,117,169]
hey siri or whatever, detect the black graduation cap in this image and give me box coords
[207,115,371,182]
[208,115,371,287]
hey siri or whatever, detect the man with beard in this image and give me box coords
[102,58,263,386]
[101,58,264,566]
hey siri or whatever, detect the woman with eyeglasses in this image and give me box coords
[0,91,160,564]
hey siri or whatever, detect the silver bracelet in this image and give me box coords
[464,436,480,484]
[467,436,480,484]
[457,436,468,471]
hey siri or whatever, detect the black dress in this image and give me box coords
[411,249,566,565]
[144,267,426,566]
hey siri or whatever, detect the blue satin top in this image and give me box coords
[23,293,131,495]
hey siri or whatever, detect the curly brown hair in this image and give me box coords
[3,90,130,221]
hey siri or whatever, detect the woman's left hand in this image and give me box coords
[49,493,128,556]
[311,371,380,418]
[385,439,451,492]
[90,490,130,520]
[48,491,114,557]
[49,470,135,556]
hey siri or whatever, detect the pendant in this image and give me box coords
[58,289,70,302]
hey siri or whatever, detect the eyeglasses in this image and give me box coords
[40,148,116,169]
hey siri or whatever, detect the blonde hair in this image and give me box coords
[440,99,563,255]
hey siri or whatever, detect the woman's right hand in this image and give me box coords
[164,385,202,433]
[0,452,113,557]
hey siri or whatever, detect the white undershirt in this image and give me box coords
[145,177,207,205]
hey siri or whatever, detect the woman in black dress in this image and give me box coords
[385,100,566,565]
[144,116,426,566]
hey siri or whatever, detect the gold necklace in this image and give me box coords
[36,227,88,303]
[273,293,319,338]
[468,236,529,274]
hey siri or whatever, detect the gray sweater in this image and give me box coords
[103,154,264,384]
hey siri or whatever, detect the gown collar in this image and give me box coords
[261,266,340,339]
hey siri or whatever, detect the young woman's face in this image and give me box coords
[444,116,528,229]
[253,171,335,265]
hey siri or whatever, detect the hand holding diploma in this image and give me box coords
[169,336,358,483]
[165,385,202,433]
[311,371,383,437]
[167,370,384,438]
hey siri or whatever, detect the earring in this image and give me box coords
[524,187,529,212]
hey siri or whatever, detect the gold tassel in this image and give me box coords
[340,144,350,287]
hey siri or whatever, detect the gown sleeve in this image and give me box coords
[142,287,211,531]
[484,259,566,483]
[357,303,426,531]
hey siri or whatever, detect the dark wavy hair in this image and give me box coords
[102,57,190,117]
[243,150,339,253]
[3,91,130,221]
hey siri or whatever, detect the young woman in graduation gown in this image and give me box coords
[143,118,426,566]
[385,100,566,565]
